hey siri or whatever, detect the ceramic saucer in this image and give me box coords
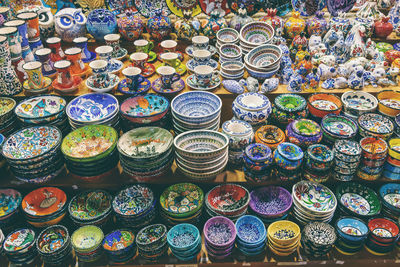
[113,47,128,61]
[140,63,156,77]
[23,77,53,94]
[85,74,120,93]
[82,51,97,63]
[186,58,218,73]
[157,62,187,76]
[148,51,157,63]
[118,78,151,95]
[185,45,218,57]
[186,74,221,91]
[109,59,123,74]
[52,76,82,94]
[158,51,184,62]
[73,65,91,79]
[152,77,185,95]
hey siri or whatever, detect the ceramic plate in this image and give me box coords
[103,229,135,251]
[22,187,67,217]
[120,94,169,118]
[71,225,104,251]
[199,0,230,16]
[292,181,337,213]
[134,0,170,18]
[166,0,201,17]
[113,185,154,216]
[160,183,204,216]
[0,189,22,219]
[186,45,218,57]
[37,225,69,254]
[69,190,112,221]
[15,95,66,120]
[4,229,35,252]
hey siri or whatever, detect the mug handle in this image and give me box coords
[148,41,154,51]
[169,33,178,41]
[172,73,181,83]
[138,75,145,84]
[212,70,220,80]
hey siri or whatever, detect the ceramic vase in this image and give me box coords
[0,36,22,96]
[3,20,35,63]
[54,8,87,42]
[284,11,306,39]
[306,11,328,36]
[375,16,393,38]
[229,5,253,31]
[87,9,118,41]
[73,37,95,63]
[260,8,284,36]
[117,11,144,41]
[174,10,201,42]
[201,10,227,40]
[35,48,56,77]
[146,10,172,41]
[389,0,400,36]
[46,37,65,62]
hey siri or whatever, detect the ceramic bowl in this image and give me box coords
[368,217,399,243]
[302,222,336,249]
[112,185,155,218]
[267,220,300,247]
[239,22,274,47]
[36,225,70,255]
[377,90,400,117]
[167,223,200,251]
[249,186,292,218]
[136,224,168,251]
[0,97,16,124]
[102,229,136,261]
[335,217,369,243]
[120,94,169,124]
[235,215,266,245]
[334,139,362,163]
[219,44,242,59]
[3,228,36,255]
[321,114,358,142]
[206,184,250,216]
[68,190,112,223]
[255,125,286,150]
[307,93,342,119]
[244,44,282,70]
[360,137,388,160]
[305,144,334,171]
[389,138,400,160]
[358,113,394,140]
[341,91,378,117]
[379,183,400,214]
[286,119,322,148]
[22,187,67,218]
[204,216,236,248]
[220,61,245,75]
[246,63,280,80]
[244,143,272,165]
[275,94,307,113]
[273,142,303,170]
[71,225,104,253]
[232,92,272,125]
[217,28,239,44]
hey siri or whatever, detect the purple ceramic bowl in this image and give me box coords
[249,186,292,218]
[205,240,234,255]
[204,216,236,248]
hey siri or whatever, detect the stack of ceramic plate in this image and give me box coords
[301,222,336,257]
[102,229,137,264]
[171,91,222,134]
[0,189,22,232]
[216,28,239,50]
[36,225,72,265]
[174,130,229,180]
[0,133,5,169]
[358,113,394,141]
[61,125,119,180]
[71,225,104,262]
[273,142,304,181]
[244,44,281,80]
[3,228,37,265]
[14,95,70,135]
[332,140,362,181]
[66,93,120,130]
[235,215,267,256]
[204,216,236,260]
[320,114,358,145]
[2,126,64,183]
[267,220,301,256]
[304,144,334,183]
[220,61,245,80]
[112,185,156,230]
[358,137,388,181]
[219,43,242,63]
[379,184,400,220]
[120,95,170,132]
[118,127,174,182]
[336,182,381,218]
[239,22,274,54]
[249,186,292,224]
[0,97,18,137]
[160,183,204,226]
[68,190,113,227]
[136,224,168,261]
[384,138,400,180]
[334,217,369,255]
[292,181,337,225]
[205,184,250,221]
[167,223,202,261]
[365,217,399,255]
[21,187,67,228]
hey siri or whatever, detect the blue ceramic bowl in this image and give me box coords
[335,217,369,243]
[383,169,400,180]
[246,64,280,80]
[384,162,400,174]
[170,238,201,258]
[273,142,303,170]
[235,215,266,246]
[167,223,201,252]
[379,183,400,212]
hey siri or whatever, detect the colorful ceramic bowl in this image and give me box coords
[388,138,400,160]
[307,93,342,119]
[249,186,292,218]
[335,216,369,243]
[273,142,303,170]
[0,189,22,220]
[321,114,358,143]
[286,119,322,148]
[377,90,400,117]
[235,215,266,245]
[305,144,334,171]
[243,143,273,171]
[368,217,399,243]
[341,91,378,117]
[71,225,104,253]
[3,228,36,254]
[167,223,200,251]
[267,220,300,247]
[36,224,70,255]
[244,44,282,71]
[22,187,67,217]
[0,97,16,124]
[360,137,388,160]
[239,22,274,47]
[334,140,362,163]
[206,184,250,217]
[113,185,155,217]
[102,229,136,263]
[255,125,286,150]
[272,94,308,125]
[358,113,394,140]
[217,28,239,44]
[120,94,169,124]
[136,224,167,249]
[232,92,272,125]
[204,216,236,248]
[68,190,112,222]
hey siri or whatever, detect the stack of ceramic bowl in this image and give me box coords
[68,190,113,227]
[160,183,204,226]
[36,225,72,265]
[2,126,64,183]
[220,61,245,80]
[304,144,334,183]
[384,138,400,180]
[244,44,281,80]
[239,22,274,54]
[286,119,322,149]
[358,137,388,181]
[321,114,358,145]
[0,189,22,232]
[216,28,239,50]
[21,187,67,228]
[174,130,228,180]
[267,220,301,256]
[14,95,69,135]
[102,229,137,264]
[0,97,18,137]
[3,228,37,265]
[61,125,118,180]
[301,222,336,257]
[171,91,222,134]
[136,224,168,261]
[271,94,308,127]
[332,140,362,181]
[249,186,292,224]
[235,215,267,256]
[273,142,304,181]
[232,92,272,128]
[243,143,273,182]
[205,184,250,221]
[0,133,5,169]
[379,184,400,220]
[335,217,369,255]
[219,44,242,63]
[341,91,378,119]
[118,127,174,182]
[365,217,399,255]
[255,125,286,150]
[292,181,337,225]
[66,93,120,130]
[395,115,400,137]
[307,93,342,122]
[358,113,394,141]
[336,182,381,218]
[120,94,170,132]
[112,185,156,230]
[204,216,236,260]
[167,223,202,261]
[377,90,400,118]
[72,225,104,262]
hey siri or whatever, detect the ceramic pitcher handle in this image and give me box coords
[148,41,154,51]
[172,73,181,83]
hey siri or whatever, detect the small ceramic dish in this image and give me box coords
[358,113,394,140]
[36,225,70,255]
[267,220,300,246]
[120,94,169,124]
[204,216,236,248]
[217,28,239,44]
[307,93,342,119]
[245,64,280,80]
[249,186,292,218]
[206,184,250,216]
[334,140,362,163]
[321,114,358,140]
[368,217,399,243]
[303,222,336,247]
[72,225,104,253]
[86,74,120,93]
[219,44,242,59]
[68,190,112,222]
[102,229,136,258]
[3,228,36,254]
[377,90,400,117]
[22,187,67,217]
[341,91,378,117]
[235,215,266,245]
[305,144,334,171]
[112,185,155,217]
[167,223,200,251]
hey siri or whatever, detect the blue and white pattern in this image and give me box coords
[86,9,118,41]
[134,0,170,18]
[186,58,218,73]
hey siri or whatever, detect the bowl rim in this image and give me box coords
[357,112,394,134]
[275,93,307,112]
[307,144,334,163]
[335,216,369,238]
[203,216,237,247]
[244,143,272,162]
[367,217,399,240]
[277,142,303,161]
[249,186,292,216]
[174,130,229,155]
[239,21,275,47]
[206,183,250,214]
[307,93,342,112]
[120,94,169,119]
[216,28,239,43]
[341,90,378,111]
[36,224,70,254]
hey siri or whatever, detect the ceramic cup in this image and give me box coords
[159,40,178,53]
[122,67,144,90]
[46,37,65,62]
[130,52,148,71]
[54,60,74,88]
[193,49,211,64]
[161,52,180,68]
[73,37,94,63]
[23,61,44,89]
[194,65,218,87]
[89,59,110,88]
[0,7,11,26]
[104,33,122,57]
[16,12,40,40]
[65,47,85,75]
[192,36,209,50]
[35,47,56,77]
[0,26,21,60]
[134,39,154,53]
[95,45,113,69]
[157,66,180,89]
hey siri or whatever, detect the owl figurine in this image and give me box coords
[37,7,55,39]
[54,8,87,42]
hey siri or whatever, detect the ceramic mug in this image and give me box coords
[130,52,148,71]
[122,67,144,90]
[134,39,154,53]
[95,45,113,66]
[23,61,44,89]
[194,65,218,87]
[65,47,85,75]
[54,60,74,88]
[35,48,56,77]
[104,33,122,57]
[161,52,180,68]
[16,12,40,40]
[193,49,211,64]
[159,40,177,53]
[192,35,209,50]
[157,66,180,89]
[47,37,65,62]
[0,26,21,60]
[89,59,110,88]
[0,7,11,26]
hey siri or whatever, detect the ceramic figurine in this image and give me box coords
[334,77,348,88]
[363,71,378,87]
[304,68,320,91]
[229,4,253,31]
[174,10,201,42]
[284,11,305,39]
[261,78,279,93]
[0,35,22,95]
[146,10,172,41]
[375,16,393,38]
[246,77,259,92]
[356,1,383,20]
[321,78,335,89]
[291,32,308,50]
[306,11,328,36]
[287,73,303,92]
[117,11,144,41]
[259,8,284,36]
[201,10,227,40]
[318,63,337,80]
[295,47,310,64]
[281,55,293,69]
[330,12,352,35]
[348,69,364,89]
[54,8,87,42]
[280,65,295,84]
[86,9,117,41]
[389,0,400,36]
[353,17,374,38]
[345,24,366,58]
[37,7,54,40]
[222,80,245,94]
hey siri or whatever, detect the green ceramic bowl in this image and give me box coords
[71,225,104,253]
[275,94,307,112]
[61,125,118,163]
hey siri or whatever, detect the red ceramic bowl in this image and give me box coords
[388,156,400,167]
[22,187,67,217]
[368,217,399,244]
[307,93,342,119]
[360,137,388,160]
[206,184,250,217]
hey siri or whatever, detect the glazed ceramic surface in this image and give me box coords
[113,185,154,216]
[249,186,292,217]
[358,113,394,134]
[120,95,169,120]
[4,229,35,252]
[134,0,170,18]
[71,225,104,251]
[54,8,86,42]
[103,229,135,252]
[160,183,204,216]
[37,225,69,254]
[69,190,112,221]
[0,189,22,218]
[204,216,236,246]
[166,0,201,17]
[136,224,167,246]
[15,95,66,120]
[293,181,337,213]
[22,187,67,216]
[206,184,249,214]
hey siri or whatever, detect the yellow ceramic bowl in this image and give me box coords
[269,243,298,256]
[335,246,357,256]
[268,233,301,250]
[267,220,301,247]
[377,90,400,117]
[389,138,400,160]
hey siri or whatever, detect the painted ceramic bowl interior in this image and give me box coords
[217,28,239,43]
[102,229,135,252]
[267,220,300,246]
[234,92,271,111]
[0,97,16,122]
[37,225,69,254]
[358,113,394,135]
[235,215,266,244]
[136,224,167,247]
[255,125,285,145]
[244,44,282,71]
[120,94,169,120]
[308,93,342,117]
[292,119,321,136]
[0,189,22,219]
[377,90,400,116]
[68,190,112,221]
[249,186,292,217]
[275,94,306,112]
[204,216,236,247]
[112,185,154,216]
[4,228,36,253]
[167,223,200,250]
[222,120,253,137]
[341,91,378,112]
[22,187,67,217]
[15,95,66,121]
[277,142,303,161]
[206,184,250,215]
[368,217,399,241]
[307,144,334,163]
[336,217,369,241]
[334,139,362,157]
[244,143,272,163]
[219,44,242,58]
[220,61,245,73]
[379,183,400,212]
[240,22,274,46]
[360,137,388,156]
[321,114,358,138]
[71,225,104,252]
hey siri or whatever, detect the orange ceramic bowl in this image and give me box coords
[255,125,286,150]
[377,90,400,118]
[307,93,342,119]
[22,187,67,217]
[27,212,66,228]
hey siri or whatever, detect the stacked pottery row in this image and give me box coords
[335,217,369,255]
[0,97,18,137]
[301,222,336,257]
[365,217,399,255]
[239,22,274,55]
[216,28,239,50]
[0,134,5,169]
[175,130,228,180]
[273,142,303,181]
[219,43,242,64]
[267,220,301,256]
[220,61,245,80]
[1,126,64,183]
[71,225,104,262]
[320,114,358,145]
[379,183,400,220]
[171,91,222,134]
[249,186,292,224]
[204,216,236,260]
[102,229,137,264]
[332,140,362,181]
[383,138,400,180]
[118,127,174,182]
[244,44,281,80]
[358,113,394,141]
[235,215,267,256]
[136,224,168,261]
[303,144,334,183]
[3,228,37,265]
[0,189,22,233]
[358,137,388,181]
[292,181,337,225]
[167,224,202,261]
[232,92,272,128]
[62,125,119,180]
[243,143,273,182]
[271,94,308,127]
[396,115,400,137]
